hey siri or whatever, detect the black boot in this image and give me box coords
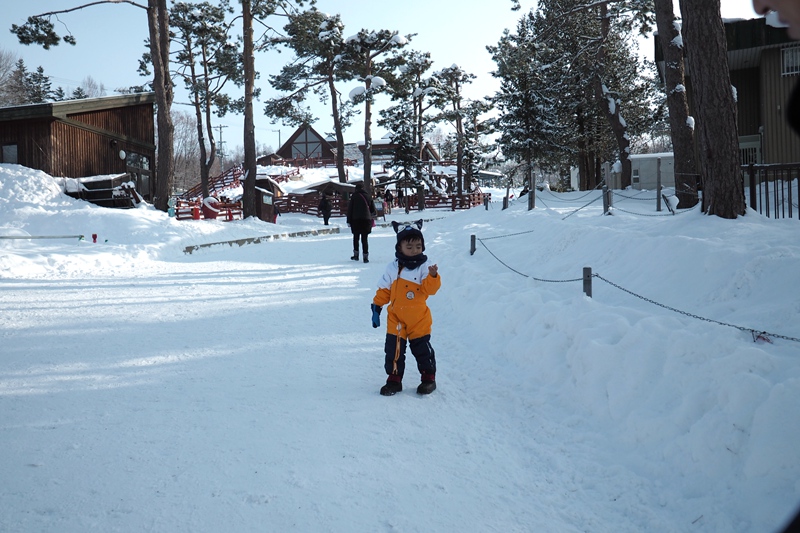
[380,376,403,396]
[416,373,436,395]
[363,252,369,263]
[351,250,359,261]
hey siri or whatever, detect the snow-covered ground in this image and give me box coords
[1,163,799,532]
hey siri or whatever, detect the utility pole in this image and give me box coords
[216,124,228,171]
[270,129,281,152]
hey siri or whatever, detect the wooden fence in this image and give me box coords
[174,199,243,221]
[744,163,800,220]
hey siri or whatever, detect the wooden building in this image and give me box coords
[275,123,336,164]
[357,136,441,163]
[655,17,800,164]
[0,93,156,199]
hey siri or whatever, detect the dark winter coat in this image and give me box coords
[347,188,376,234]
[318,196,332,216]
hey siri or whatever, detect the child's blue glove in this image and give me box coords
[371,304,382,328]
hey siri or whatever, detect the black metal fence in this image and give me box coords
[743,163,800,219]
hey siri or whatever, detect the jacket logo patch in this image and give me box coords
[406,291,415,300]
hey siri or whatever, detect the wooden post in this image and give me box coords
[470,235,477,256]
[748,164,757,211]
[583,267,592,298]
[602,183,610,215]
[656,158,662,212]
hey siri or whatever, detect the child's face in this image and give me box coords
[399,238,423,256]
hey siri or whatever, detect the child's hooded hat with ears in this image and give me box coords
[392,219,425,253]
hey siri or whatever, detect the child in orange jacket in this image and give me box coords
[371,220,441,396]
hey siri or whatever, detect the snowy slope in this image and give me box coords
[1,163,799,532]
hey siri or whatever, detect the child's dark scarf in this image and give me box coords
[396,251,427,270]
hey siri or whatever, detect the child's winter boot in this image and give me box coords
[351,250,359,261]
[416,373,436,395]
[380,375,403,396]
[363,252,369,263]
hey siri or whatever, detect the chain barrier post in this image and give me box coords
[657,158,662,212]
[602,183,610,215]
[583,267,592,297]
[470,235,476,256]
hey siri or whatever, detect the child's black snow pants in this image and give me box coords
[383,333,435,378]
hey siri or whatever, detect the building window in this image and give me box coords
[782,45,800,76]
[1,144,18,164]
[632,169,640,184]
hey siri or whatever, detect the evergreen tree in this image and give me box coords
[52,86,67,101]
[26,66,53,103]
[169,0,242,199]
[384,50,439,169]
[430,64,475,195]
[654,0,697,208]
[71,86,89,99]
[489,11,566,199]
[3,59,30,106]
[678,0,744,218]
[265,9,355,183]
[238,0,309,220]
[378,102,421,186]
[339,28,410,196]
[493,0,658,190]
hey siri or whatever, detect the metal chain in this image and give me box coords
[611,203,700,217]
[594,273,800,343]
[473,240,800,344]
[613,191,659,201]
[480,229,537,241]
[562,194,604,220]
[477,239,584,282]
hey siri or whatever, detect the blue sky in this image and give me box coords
[2,0,760,152]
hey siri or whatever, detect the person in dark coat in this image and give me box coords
[384,189,394,214]
[346,182,377,263]
[318,193,333,225]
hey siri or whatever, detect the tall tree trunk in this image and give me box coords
[654,0,698,208]
[593,2,631,189]
[149,0,174,211]
[679,0,744,218]
[241,0,257,219]
[577,107,589,191]
[328,73,346,183]
[363,91,374,196]
[454,85,464,196]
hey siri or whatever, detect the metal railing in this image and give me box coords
[744,163,800,219]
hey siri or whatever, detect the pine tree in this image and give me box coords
[3,59,30,106]
[378,102,421,186]
[678,0,744,218]
[489,11,565,198]
[339,28,410,197]
[239,0,309,219]
[654,0,697,208]
[26,65,53,103]
[71,87,89,99]
[430,64,475,196]
[265,9,354,183]
[169,0,242,199]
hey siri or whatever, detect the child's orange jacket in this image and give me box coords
[373,259,441,340]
